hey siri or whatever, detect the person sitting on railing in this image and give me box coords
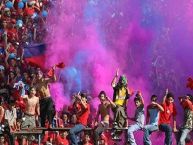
[177,94,193,145]
[127,91,145,145]
[94,91,111,145]
[143,94,164,145]
[68,95,81,127]
[158,90,178,145]
[69,92,90,145]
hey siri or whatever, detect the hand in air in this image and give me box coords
[115,68,119,77]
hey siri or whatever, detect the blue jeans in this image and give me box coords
[127,124,142,145]
[159,124,172,145]
[69,124,85,145]
[143,124,158,145]
[178,128,191,145]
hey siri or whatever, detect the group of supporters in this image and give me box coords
[0,67,192,145]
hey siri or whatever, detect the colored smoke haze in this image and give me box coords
[44,0,193,143]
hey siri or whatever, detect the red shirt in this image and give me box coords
[181,99,193,111]
[14,140,19,145]
[42,131,56,143]
[24,8,34,16]
[77,104,90,126]
[56,135,69,145]
[159,102,177,125]
[7,28,17,40]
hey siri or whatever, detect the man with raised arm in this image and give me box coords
[69,93,90,145]
[32,68,56,127]
[127,91,145,145]
[158,89,178,145]
[109,69,131,139]
[94,91,111,145]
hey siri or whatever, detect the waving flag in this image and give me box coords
[24,43,46,69]
[47,62,65,77]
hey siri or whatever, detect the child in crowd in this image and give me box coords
[83,134,93,145]
[56,131,69,145]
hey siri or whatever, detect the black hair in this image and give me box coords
[28,86,36,95]
[151,95,157,101]
[187,94,193,102]
[98,91,106,98]
[134,96,142,102]
[80,92,87,100]
[29,86,35,91]
[166,92,174,99]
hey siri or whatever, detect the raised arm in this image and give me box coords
[162,88,168,104]
[179,97,193,111]
[151,102,164,112]
[111,69,119,88]
[45,74,56,83]
[5,44,10,68]
[45,66,57,83]
[76,94,88,110]
[137,91,144,105]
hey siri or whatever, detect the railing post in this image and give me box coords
[38,134,41,145]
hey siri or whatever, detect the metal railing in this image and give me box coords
[12,127,128,145]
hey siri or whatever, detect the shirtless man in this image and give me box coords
[33,69,56,127]
[94,91,111,145]
[19,87,39,145]
[21,87,40,129]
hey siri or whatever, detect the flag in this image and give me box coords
[24,43,46,69]
[47,62,65,77]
